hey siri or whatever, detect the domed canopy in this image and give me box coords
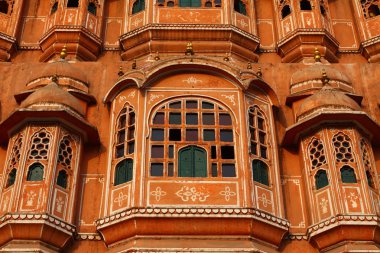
[296,85,361,121]
[27,59,88,85]
[290,64,352,94]
[21,82,85,116]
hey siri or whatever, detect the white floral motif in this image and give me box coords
[182,76,203,85]
[148,94,164,104]
[114,192,128,207]
[219,186,237,202]
[320,198,328,214]
[131,18,143,28]
[150,187,167,202]
[258,193,272,208]
[238,19,248,28]
[128,91,136,98]
[67,13,74,23]
[306,17,312,26]
[176,186,210,202]
[56,196,65,213]
[89,19,95,30]
[26,191,37,206]
[222,94,236,106]
[346,192,359,208]
[118,95,127,103]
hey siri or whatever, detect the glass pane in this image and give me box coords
[203,129,215,141]
[259,132,265,144]
[260,146,267,159]
[219,114,232,125]
[168,163,174,177]
[249,114,254,126]
[221,146,234,159]
[151,145,164,158]
[169,145,174,158]
[220,130,233,142]
[211,146,217,159]
[202,113,215,125]
[153,112,165,124]
[250,128,256,140]
[186,129,198,141]
[251,142,257,155]
[151,163,163,176]
[127,142,134,154]
[186,113,198,125]
[169,129,181,141]
[169,101,181,109]
[222,164,236,177]
[212,163,218,177]
[258,117,264,130]
[116,145,124,158]
[118,115,126,128]
[169,113,181,124]
[128,126,135,139]
[152,129,164,141]
[202,101,214,109]
[117,130,125,143]
[129,112,135,125]
[186,100,198,108]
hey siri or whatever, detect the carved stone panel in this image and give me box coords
[111,183,131,214]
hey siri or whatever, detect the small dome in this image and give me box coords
[296,85,361,121]
[27,59,88,85]
[290,64,352,94]
[21,82,85,116]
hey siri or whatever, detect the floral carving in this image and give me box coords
[219,186,237,202]
[175,186,210,202]
[150,186,167,202]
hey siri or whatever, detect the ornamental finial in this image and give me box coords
[314,48,321,62]
[60,45,67,60]
[322,69,330,85]
[185,42,194,56]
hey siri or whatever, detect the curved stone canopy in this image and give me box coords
[21,82,85,116]
[296,85,361,121]
[26,59,88,85]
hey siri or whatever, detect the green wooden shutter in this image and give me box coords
[179,147,193,177]
[252,160,269,186]
[126,159,133,181]
[194,147,207,177]
[315,170,328,189]
[341,166,357,183]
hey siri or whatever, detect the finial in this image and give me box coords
[154,51,160,61]
[132,59,136,70]
[223,52,229,62]
[185,42,194,56]
[60,45,67,59]
[314,48,321,62]
[118,66,124,77]
[247,62,252,69]
[52,74,58,82]
[257,67,262,78]
[321,69,329,85]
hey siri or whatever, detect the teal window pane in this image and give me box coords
[27,163,44,181]
[252,160,269,186]
[341,166,357,183]
[57,170,68,189]
[115,159,133,185]
[179,146,207,177]
[315,170,328,189]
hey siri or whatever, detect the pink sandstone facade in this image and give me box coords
[0,0,380,252]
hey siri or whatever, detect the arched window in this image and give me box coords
[315,170,328,189]
[252,160,269,186]
[67,0,79,7]
[341,165,357,183]
[57,170,68,189]
[114,159,133,185]
[150,98,235,178]
[333,133,355,163]
[205,1,212,7]
[88,2,97,15]
[51,2,58,15]
[249,106,268,160]
[58,137,73,170]
[360,139,376,188]
[281,5,291,18]
[361,0,380,18]
[300,0,312,10]
[308,138,326,169]
[179,0,201,7]
[234,0,247,15]
[27,163,44,181]
[214,0,221,7]
[5,169,17,188]
[0,0,9,14]
[368,4,380,17]
[179,146,207,177]
[132,0,145,14]
[115,104,135,159]
[158,0,165,6]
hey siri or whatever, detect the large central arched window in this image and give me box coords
[150,98,236,178]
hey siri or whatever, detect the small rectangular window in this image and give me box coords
[116,145,124,158]
[220,130,233,142]
[186,100,198,109]
[260,146,267,159]
[203,129,215,141]
[221,146,234,159]
[117,130,125,143]
[222,164,236,177]
[186,113,198,125]
[169,145,174,158]
[202,113,215,125]
[129,112,136,125]
[127,142,135,154]
[153,112,165,124]
[258,117,264,130]
[169,113,181,124]
[152,129,164,141]
[151,145,164,158]
[168,163,174,176]
[211,146,217,159]
[219,114,232,125]
[119,115,126,128]
[151,163,164,176]
[259,132,265,143]
[128,126,135,139]
[212,163,218,177]
[202,101,214,109]
[169,129,182,141]
[186,129,198,141]
[251,142,257,155]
